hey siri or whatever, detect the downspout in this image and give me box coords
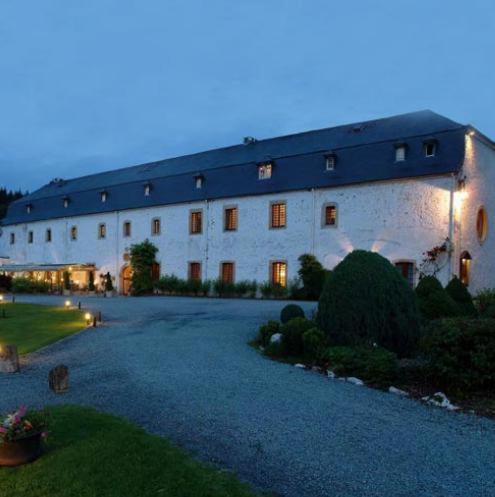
[205,199,209,280]
[311,188,316,255]
[447,173,456,280]
[116,210,120,291]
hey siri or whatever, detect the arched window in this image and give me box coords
[476,206,488,243]
[459,251,472,286]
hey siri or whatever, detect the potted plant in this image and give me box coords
[62,270,71,296]
[0,406,48,467]
[104,272,114,298]
[88,271,96,296]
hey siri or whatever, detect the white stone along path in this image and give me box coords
[0,295,494,497]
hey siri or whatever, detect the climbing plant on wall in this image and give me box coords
[129,239,158,295]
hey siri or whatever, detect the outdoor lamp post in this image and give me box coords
[64,300,71,309]
[84,312,92,325]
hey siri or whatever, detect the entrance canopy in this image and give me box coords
[0,263,95,272]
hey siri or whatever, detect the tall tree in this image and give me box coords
[0,188,25,219]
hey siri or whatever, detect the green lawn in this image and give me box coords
[0,405,258,497]
[0,303,86,354]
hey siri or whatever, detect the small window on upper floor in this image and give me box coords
[101,191,108,203]
[325,153,337,171]
[45,228,52,243]
[258,162,272,180]
[98,223,106,239]
[123,221,131,237]
[9,232,15,245]
[270,202,286,229]
[26,204,32,214]
[190,210,203,234]
[63,197,70,208]
[151,218,161,236]
[322,203,337,227]
[144,183,151,196]
[424,141,437,157]
[224,206,238,231]
[28,231,33,244]
[70,226,77,241]
[195,175,204,189]
[395,145,406,162]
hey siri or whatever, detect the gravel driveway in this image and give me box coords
[1,295,494,497]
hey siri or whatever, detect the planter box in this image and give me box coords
[0,433,42,467]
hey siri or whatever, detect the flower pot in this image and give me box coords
[0,433,42,467]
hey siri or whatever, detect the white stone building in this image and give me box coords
[0,110,493,294]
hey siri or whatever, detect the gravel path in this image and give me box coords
[1,295,494,497]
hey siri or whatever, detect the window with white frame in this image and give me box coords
[101,191,107,203]
[395,145,406,162]
[424,141,437,157]
[325,154,336,171]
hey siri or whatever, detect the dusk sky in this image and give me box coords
[1,0,494,192]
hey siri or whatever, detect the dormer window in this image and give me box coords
[424,140,437,157]
[258,162,272,180]
[195,175,204,189]
[26,204,32,214]
[63,197,70,208]
[394,143,407,162]
[325,153,337,171]
[101,191,108,203]
[144,183,152,196]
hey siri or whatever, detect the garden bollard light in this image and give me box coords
[98,311,102,323]
[78,301,81,310]
[92,316,97,327]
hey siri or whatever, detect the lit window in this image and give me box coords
[189,262,201,281]
[144,184,151,196]
[28,231,33,244]
[101,191,107,203]
[271,202,286,228]
[221,262,235,283]
[190,210,203,234]
[460,251,472,286]
[224,207,238,231]
[395,262,415,288]
[323,204,337,227]
[425,142,436,157]
[70,226,77,241]
[46,229,52,243]
[258,162,272,180]
[325,153,336,171]
[98,223,106,239]
[9,233,15,245]
[151,218,161,235]
[271,261,287,287]
[195,176,204,189]
[476,206,488,243]
[395,145,406,162]
[123,221,131,237]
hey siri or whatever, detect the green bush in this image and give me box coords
[155,274,180,293]
[475,288,495,317]
[445,277,477,316]
[260,282,272,299]
[302,327,326,359]
[213,279,235,297]
[200,279,212,296]
[415,276,458,320]
[280,317,314,356]
[11,277,50,294]
[104,272,114,292]
[130,240,158,295]
[317,250,420,357]
[280,304,305,324]
[297,254,328,300]
[259,282,288,299]
[264,340,286,357]
[259,320,280,346]
[234,280,252,297]
[88,271,95,292]
[321,346,398,385]
[421,318,495,393]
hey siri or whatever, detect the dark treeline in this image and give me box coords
[0,188,26,219]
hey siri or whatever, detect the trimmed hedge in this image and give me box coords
[280,317,314,356]
[421,318,495,393]
[280,304,305,324]
[12,277,50,294]
[445,277,477,316]
[321,346,398,385]
[415,276,458,320]
[317,250,420,357]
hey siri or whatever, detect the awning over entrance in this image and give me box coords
[0,263,95,272]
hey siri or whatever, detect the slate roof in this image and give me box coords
[2,110,468,226]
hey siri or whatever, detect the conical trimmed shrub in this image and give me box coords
[445,276,477,316]
[317,250,420,357]
[415,276,458,320]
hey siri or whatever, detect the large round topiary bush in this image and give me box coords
[317,250,420,357]
[280,304,305,324]
[415,276,458,320]
[445,276,477,317]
